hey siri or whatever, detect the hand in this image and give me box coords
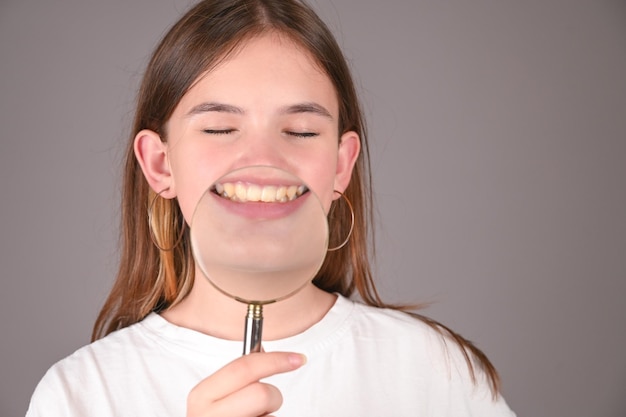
[187,351,307,417]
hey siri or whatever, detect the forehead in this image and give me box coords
[176,33,338,115]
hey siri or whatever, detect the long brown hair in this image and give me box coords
[93,0,500,396]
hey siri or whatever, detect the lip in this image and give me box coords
[214,174,305,186]
[209,186,311,220]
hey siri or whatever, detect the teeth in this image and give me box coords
[276,186,287,201]
[247,184,262,201]
[261,186,277,202]
[214,182,308,203]
[235,183,247,202]
[286,185,298,199]
[223,183,235,198]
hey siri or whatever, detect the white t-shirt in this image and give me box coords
[26,295,515,416]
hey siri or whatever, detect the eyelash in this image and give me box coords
[203,129,235,135]
[286,131,318,138]
[202,129,318,138]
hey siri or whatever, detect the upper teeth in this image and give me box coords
[214,182,307,203]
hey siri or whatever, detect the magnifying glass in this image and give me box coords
[190,166,329,355]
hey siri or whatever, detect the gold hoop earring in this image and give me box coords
[148,189,186,252]
[327,190,355,252]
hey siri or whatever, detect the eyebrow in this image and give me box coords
[186,101,334,120]
[187,102,244,116]
[280,102,334,120]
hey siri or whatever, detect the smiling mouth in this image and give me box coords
[212,182,309,203]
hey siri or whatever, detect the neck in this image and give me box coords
[161,266,337,341]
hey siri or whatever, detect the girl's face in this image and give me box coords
[136,33,359,224]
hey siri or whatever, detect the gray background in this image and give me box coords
[1,0,625,416]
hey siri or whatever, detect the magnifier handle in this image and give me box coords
[243,304,263,355]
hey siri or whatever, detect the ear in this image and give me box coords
[334,131,361,193]
[134,129,176,198]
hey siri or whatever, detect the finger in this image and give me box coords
[191,352,306,404]
[205,381,283,417]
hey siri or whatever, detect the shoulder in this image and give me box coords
[335,297,516,415]
[332,297,463,368]
[344,297,457,350]
[348,299,487,380]
[42,316,155,374]
[26,316,161,417]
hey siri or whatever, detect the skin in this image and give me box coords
[134,33,360,416]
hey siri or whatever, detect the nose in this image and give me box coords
[235,131,291,170]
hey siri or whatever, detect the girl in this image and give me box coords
[27,0,515,416]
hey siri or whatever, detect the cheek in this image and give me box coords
[169,153,221,225]
[322,153,342,207]
[173,182,205,226]
[306,174,337,214]
[303,153,339,213]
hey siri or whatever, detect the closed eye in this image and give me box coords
[285,131,319,138]
[203,129,236,135]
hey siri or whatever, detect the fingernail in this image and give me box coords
[288,353,307,368]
